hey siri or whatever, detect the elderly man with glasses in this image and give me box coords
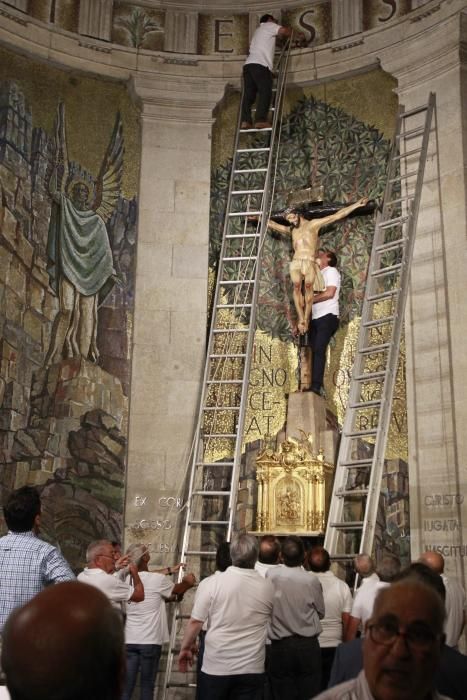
[78,539,144,614]
[315,579,453,700]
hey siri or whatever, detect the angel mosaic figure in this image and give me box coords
[45,102,123,365]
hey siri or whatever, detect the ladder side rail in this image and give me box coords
[227,38,292,537]
[359,93,435,553]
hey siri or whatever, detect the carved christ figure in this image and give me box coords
[45,102,124,365]
[263,197,368,334]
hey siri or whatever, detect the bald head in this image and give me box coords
[2,581,124,700]
[354,553,375,577]
[419,550,444,574]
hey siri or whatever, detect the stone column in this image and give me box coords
[125,69,225,563]
[78,0,113,41]
[164,11,198,54]
[332,0,363,40]
[382,12,467,586]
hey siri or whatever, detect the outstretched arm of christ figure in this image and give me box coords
[313,197,369,230]
[248,215,292,236]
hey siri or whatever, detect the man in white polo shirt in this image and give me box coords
[178,534,274,699]
[240,14,292,129]
[78,539,144,614]
[310,249,341,396]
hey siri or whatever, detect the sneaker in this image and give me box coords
[254,121,272,129]
[240,121,253,129]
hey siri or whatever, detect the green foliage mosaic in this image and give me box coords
[210,96,392,341]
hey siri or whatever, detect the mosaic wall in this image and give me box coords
[0,45,140,571]
[209,68,410,561]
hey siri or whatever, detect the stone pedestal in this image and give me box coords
[286,391,338,465]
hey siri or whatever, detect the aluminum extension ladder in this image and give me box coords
[161,39,292,699]
[324,93,436,565]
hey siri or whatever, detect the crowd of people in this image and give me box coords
[0,485,467,700]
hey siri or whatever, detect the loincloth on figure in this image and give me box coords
[289,257,325,291]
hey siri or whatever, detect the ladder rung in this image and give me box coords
[340,459,374,468]
[228,211,262,217]
[367,290,398,302]
[385,194,413,206]
[223,256,257,262]
[213,328,249,333]
[234,168,268,174]
[203,406,240,411]
[375,239,404,253]
[221,279,255,285]
[349,399,382,409]
[237,147,270,154]
[226,233,261,239]
[359,342,390,354]
[362,316,394,328]
[393,146,422,159]
[216,304,251,310]
[329,521,364,529]
[209,352,247,358]
[189,520,229,525]
[337,489,369,497]
[389,170,418,183]
[196,461,234,467]
[185,548,219,554]
[202,433,237,438]
[344,428,378,437]
[371,263,401,278]
[232,189,265,195]
[191,492,230,497]
[206,379,243,384]
[396,125,425,139]
[401,103,428,117]
[353,371,386,382]
[166,683,197,689]
[329,554,357,561]
[378,216,408,229]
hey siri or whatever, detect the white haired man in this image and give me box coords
[78,539,144,613]
[178,533,274,699]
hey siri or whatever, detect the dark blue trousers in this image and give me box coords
[310,313,339,392]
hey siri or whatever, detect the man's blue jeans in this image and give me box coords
[122,644,162,700]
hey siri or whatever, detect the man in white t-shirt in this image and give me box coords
[309,546,353,691]
[122,544,196,700]
[241,14,292,129]
[77,539,144,614]
[310,249,341,395]
[347,554,401,640]
[178,534,274,699]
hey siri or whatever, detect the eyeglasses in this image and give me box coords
[98,554,115,560]
[367,621,439,652]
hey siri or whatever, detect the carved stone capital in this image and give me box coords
[130,70,227,124]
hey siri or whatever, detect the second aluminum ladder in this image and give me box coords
[324,93,436,564]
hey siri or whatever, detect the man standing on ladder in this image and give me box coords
[241,14,292,130]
